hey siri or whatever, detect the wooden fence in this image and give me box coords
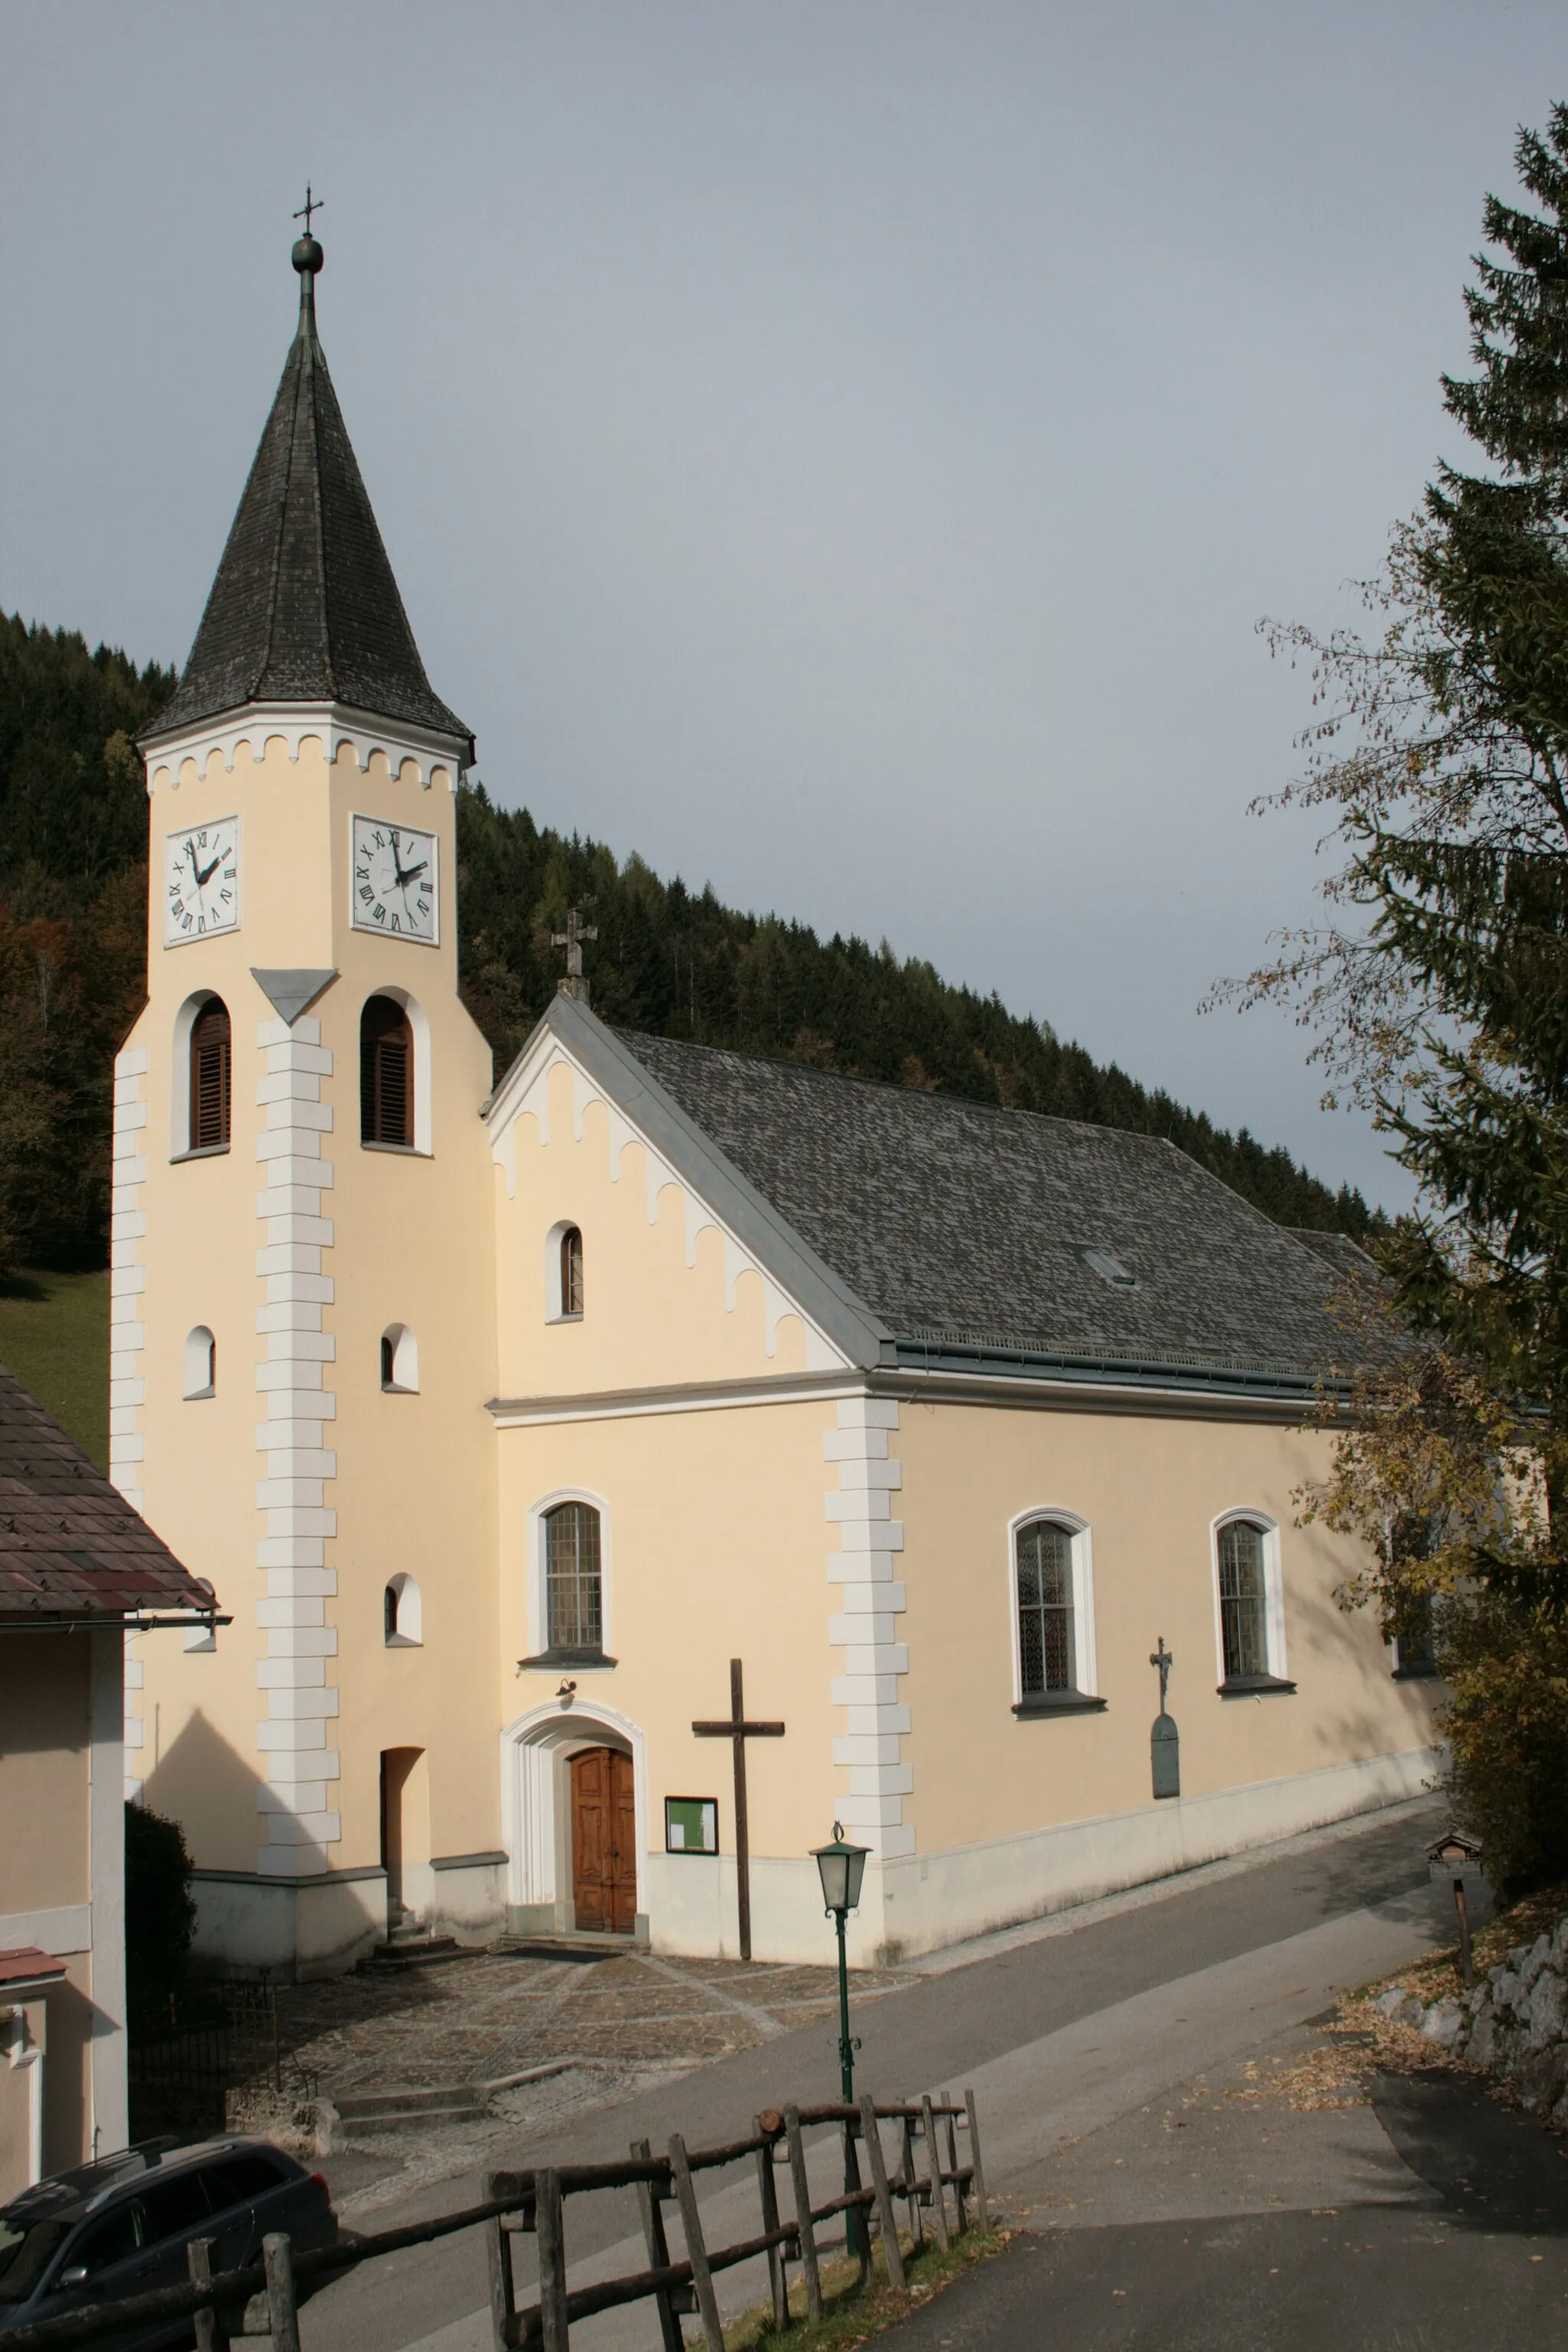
[0,2090,983,2352]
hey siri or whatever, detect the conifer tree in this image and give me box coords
[1244,107,1568,1883]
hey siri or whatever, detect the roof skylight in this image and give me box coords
[1076,1245,1138,1290]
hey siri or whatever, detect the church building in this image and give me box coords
[118,229,1441,1979]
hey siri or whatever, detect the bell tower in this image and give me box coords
[116,224,501,1972]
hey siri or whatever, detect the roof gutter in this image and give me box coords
[883,1334,1348,1406]
[0,1612,232,1635]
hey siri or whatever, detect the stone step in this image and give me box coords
[368,1934,464,1971]
[498,1932,631,1962]
[333,2082,487,2126]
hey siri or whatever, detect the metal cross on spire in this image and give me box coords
[551,909,599,1005]
[293,184,325,236]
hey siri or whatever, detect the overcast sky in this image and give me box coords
[5,3,1567,1213]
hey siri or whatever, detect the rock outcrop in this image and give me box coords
[1377,1916,1568,2123]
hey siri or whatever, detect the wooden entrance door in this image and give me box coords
[570,1746,636,1933]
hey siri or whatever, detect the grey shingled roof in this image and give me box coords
[0,1364,215,1623]
[141,248,472,755]
[617,1033,1377,1382]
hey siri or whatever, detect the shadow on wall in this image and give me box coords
[142,1709,333,1882]
[42,1975,92,2181]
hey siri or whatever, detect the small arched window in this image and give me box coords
[1217,1518,1270,1682]
[560,1227,584,1318]
[384,1573,422,1646]
[380,1325,419,1393]
[189,998,231,1152]
[544,1501,603,1657]
[183,1326,216,1400]
[361,995,413,1148]
[1017,1520,1076,1697]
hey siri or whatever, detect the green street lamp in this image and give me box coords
[813,1822,871,2259]
[812,1822,871,2097]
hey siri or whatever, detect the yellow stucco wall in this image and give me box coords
[896,1400,1442,1854]
[130,730,501,1890]
[496,1397,841,1857]
[0,1638,90,1909]
[494,1067,811,1400]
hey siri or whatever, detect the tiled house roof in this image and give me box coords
[140,240,472,756]
[618,1031,1379,1386]
[0,1364,215,1624]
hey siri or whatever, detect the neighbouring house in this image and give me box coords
[0,1364,217,2197]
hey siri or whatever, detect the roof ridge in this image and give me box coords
[619,1026,1227,1163]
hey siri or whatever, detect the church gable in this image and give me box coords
[486,998,881,1400]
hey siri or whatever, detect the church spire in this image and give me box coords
[142,220,473,760]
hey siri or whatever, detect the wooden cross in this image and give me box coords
[551,908,599,1004]
[692,1659,784,1962]
[293,184,325,235]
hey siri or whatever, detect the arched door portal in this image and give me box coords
[505,1703,646,1941]
[570,1747,636,1933]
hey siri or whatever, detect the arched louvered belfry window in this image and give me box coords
[188,998,231,1151]
[361,995,413,1148]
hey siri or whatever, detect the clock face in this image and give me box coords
[164,818,240,946]
[351,816,439,942]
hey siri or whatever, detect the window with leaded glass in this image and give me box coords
[1218,1518,1270,1681]
[1017,1518,1077,1696]
[544,1501,603,1655]
[560,1226,584,1318]
[1393,1589,1439,1678]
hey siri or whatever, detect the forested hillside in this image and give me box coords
[0,612,1381,1276]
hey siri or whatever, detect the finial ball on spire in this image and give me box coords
[292,235,324,276]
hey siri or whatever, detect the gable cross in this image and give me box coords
[551,908,599,1005]
[693,1659,785,1962]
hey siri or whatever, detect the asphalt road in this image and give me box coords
[304,1801,1452,2351]
[878,2071,1568,2350]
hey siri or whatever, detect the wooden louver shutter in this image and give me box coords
[360,996,413,1146]
[189,1000,231,1150]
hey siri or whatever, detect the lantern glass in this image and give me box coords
[812,1825,871,1915]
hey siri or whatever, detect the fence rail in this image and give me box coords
[0,2089,983,2351]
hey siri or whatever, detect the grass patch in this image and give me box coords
[724,2227,1009,2352]
[0,1268,110,1469]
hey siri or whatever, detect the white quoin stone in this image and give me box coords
[253,1027,342,1873]
[825,1396,913,1861]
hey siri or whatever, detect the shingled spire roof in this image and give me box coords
[141,231,473,757]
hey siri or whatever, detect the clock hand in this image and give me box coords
[393,857,428,891]
[194,850,223,887]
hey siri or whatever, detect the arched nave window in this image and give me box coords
[544,1501,603,1656]
[188,998,231,1151]
[1011,1514,1102,1714]
[1214,1514,1294,1693]
[361,995,413,1148]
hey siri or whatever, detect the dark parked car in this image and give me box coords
[0,2135,337,2347]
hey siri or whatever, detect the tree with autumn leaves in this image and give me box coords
[1240,107,1568,1889]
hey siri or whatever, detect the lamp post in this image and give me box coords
[813,1822,871,2261]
